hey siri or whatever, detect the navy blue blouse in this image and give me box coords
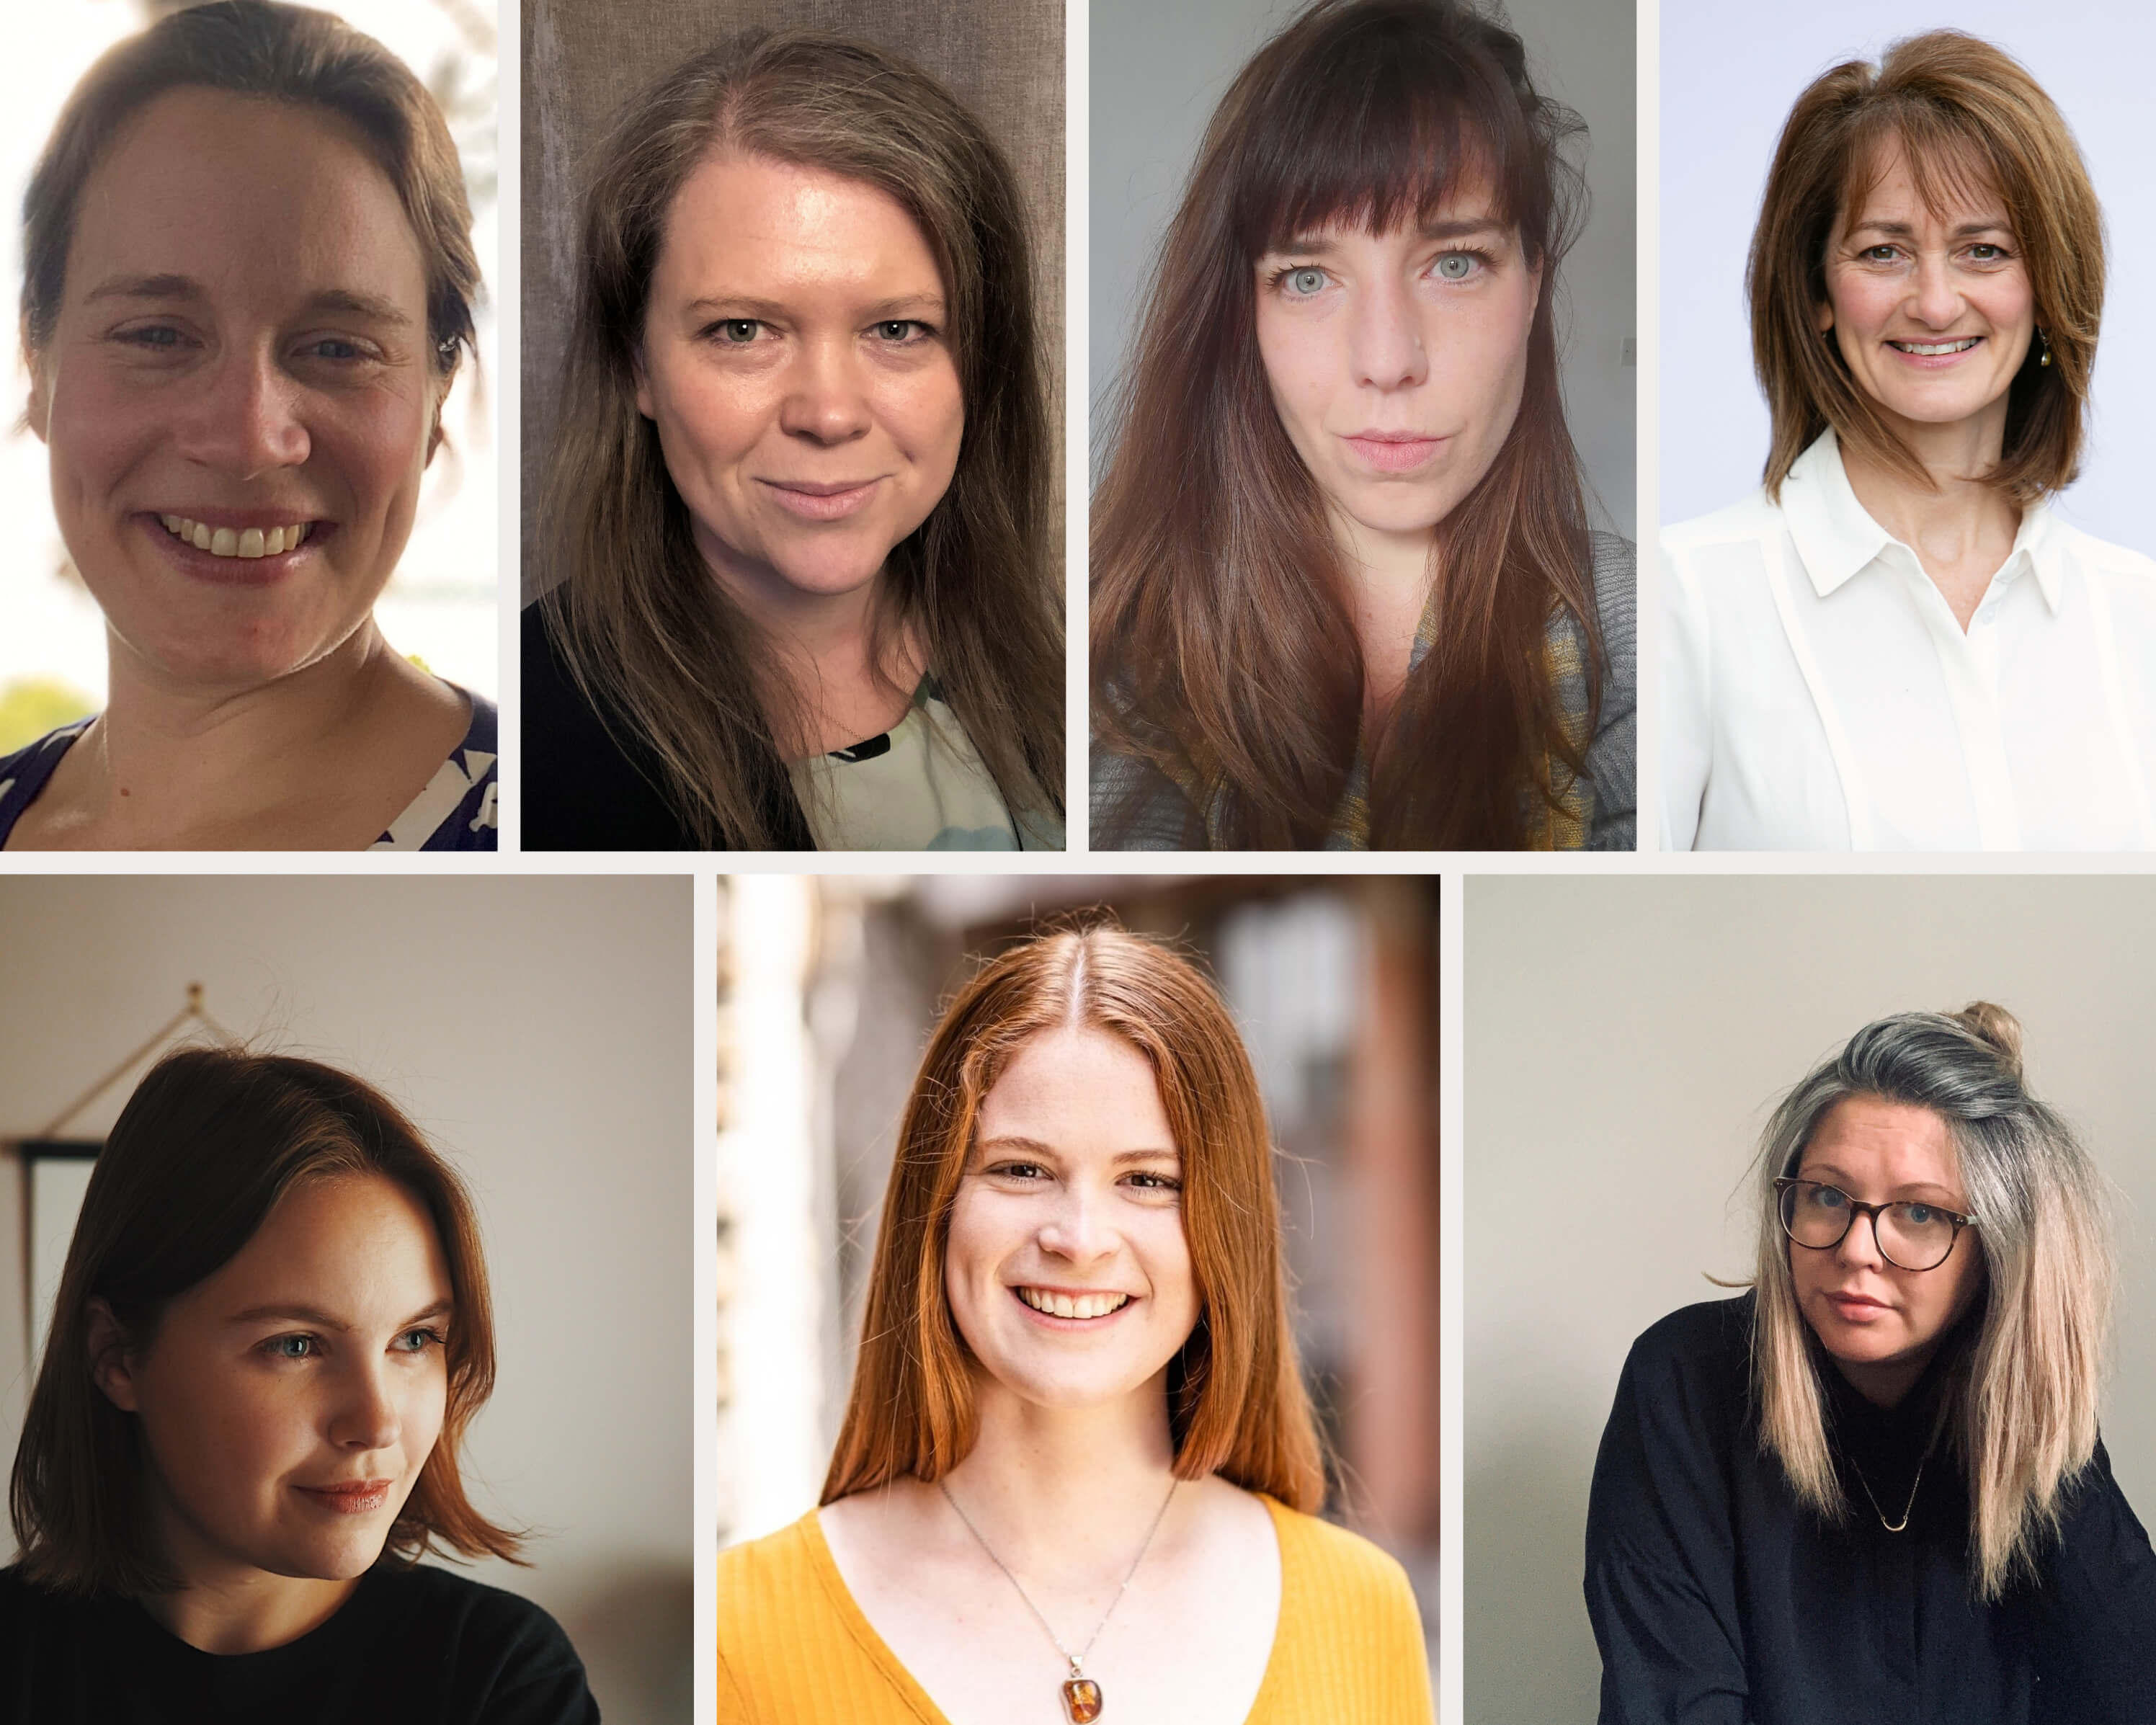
[0,692,498,852]
[1585,1293,2156,1724]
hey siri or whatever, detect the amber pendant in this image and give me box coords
[1061,1676,1103,1722]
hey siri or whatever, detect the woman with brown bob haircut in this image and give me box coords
[1,1048,597,1722]
[1664,31,2156,852]
[524,30,1063,852]
[713,925,1434,1722]
[1090,0,1635,852]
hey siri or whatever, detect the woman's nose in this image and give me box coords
[1908,254,1964,329]
[328,1360,404,1453]
[180,347,311,475]
[1035,1182,1115,1265]
[1835,1209,1886,1270]
[1349,276,1431,391]
[778,337,873,445]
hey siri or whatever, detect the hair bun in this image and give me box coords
[1951,1001,2024,1081]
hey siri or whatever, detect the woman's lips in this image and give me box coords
[1825,1291,1892,1321]
[758,478,883,522]
[143,513,324,588]
[295,1479,393,1515]
[1884,335,1983,370]
[1341,434,1445,473]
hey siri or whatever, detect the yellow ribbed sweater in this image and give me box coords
[715,1492,1434,1724]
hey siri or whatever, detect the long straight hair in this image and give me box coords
[10,1049,520,1597]
[1091,0,1599,850]
[1747,1004,2111,1601]
[824,926,1327,1512]
[540,30,1061,849]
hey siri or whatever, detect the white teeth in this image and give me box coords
[1017,1287,1131,1320]
[163,517,311,559]
[1892,338,1978,356]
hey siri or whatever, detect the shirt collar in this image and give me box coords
[1780,427,2064,613]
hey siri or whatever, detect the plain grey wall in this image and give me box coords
[1089,0,1637,538]
[1660,0,2156,548]
[1464,874,2156,1725]
[520,0,1064,602]
[0,877,693,1725]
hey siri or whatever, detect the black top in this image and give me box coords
[521,602,811,851]
[1585,1293,2156,1724]
[0,1561,599,1724]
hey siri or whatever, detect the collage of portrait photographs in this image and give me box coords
[0,0,2151,1722]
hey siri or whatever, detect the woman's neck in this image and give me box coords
[137,1502,364,1657]
[1327,507,1438,735]
[937,1378,1181,1580]
[1839,414,2022,631]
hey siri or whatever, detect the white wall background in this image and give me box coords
[1463,873,2156,1724]
[1660,0,2156,548]
[0,875,691,1724]
[1090,0,1637,538]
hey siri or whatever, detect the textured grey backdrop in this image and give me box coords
[1464,875,2156,1724]
[520,0,1064,602]
[1089,0,1637,539]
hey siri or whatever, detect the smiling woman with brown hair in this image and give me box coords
[1090,0,1634,852]
[523,29,1062,852]
[1585,1004,2156,1724]
[0,1048,595,1723]
[0,0,496,852]
[715,925,1433,1724]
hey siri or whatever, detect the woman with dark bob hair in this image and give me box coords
[1664,32,2156,851]
[714,924,1433,1721]
[524,30,1063,851]
[1,1,497,851]
[1587,1004,2156,1723]
[1090,0,1635,852]
[0,1048,597,1721]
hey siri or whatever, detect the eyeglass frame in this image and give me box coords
[1772,1177,1979,1272]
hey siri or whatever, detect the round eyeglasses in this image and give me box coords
[1773,1177,1977,1272]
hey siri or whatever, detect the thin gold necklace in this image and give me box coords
[1847,1420,1941,1535]
[938,1477,1178,1724]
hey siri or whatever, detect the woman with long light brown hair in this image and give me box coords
[1585,1004,2156,1724]
[713,924,1433,1723]
[524,29,1063,851]
[1090,0,1634,851]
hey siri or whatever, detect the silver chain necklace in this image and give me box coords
[938,1477,1177,1724]
[1847,1422,1941,1534]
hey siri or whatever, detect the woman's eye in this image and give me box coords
[873,319,927,343]
[1433,252,1480,282]
[1901,1204,1938,1226]
[394,1327,445,1355]
[716,320,761,344]
[264,1334,317,1360]
[1861,245,1901,264]
[1805,1185,1849,1213]
[990,1161,1047,1181]
[1123,1170,1182,1193]
[301,336,368,362]
[118,325,186,350]
[1283,267,1329,297]
[1966,244,2004,263]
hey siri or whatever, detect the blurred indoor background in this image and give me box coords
[713,872,1442,1668]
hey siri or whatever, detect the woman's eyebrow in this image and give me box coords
[224,1298,454,1331]
[83,271,203,305]
[79,274,411,327]
[1845,216,2010,240]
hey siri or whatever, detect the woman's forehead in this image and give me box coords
[1838,129,2010,234]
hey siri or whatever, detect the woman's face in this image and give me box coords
[25,89,442,693]
[944,1026,1201,1416]
[636,153,965,610]
[1788,1096,1987,1391]
[1817,141,2035,447]
[94,1172,453,1587]
[1253,184,1541,563]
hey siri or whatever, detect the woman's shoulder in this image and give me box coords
[2045,517,2156,587]
[1263,1497,1419,1605]
[0,718,92,842]
[713,1509,829,1601]
[1660,489,1786,571]
[1255,1498,1433,1719]
[1616,1294,1755,1411]
[375,687,498,852]
[355,1564,597,1713]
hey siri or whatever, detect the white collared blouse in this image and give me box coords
[1662,429,2156,851]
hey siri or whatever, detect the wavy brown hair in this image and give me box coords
[9,1048,521,1596]
[538,30,1061,849]
[824,925,1327,1512]
[1750,31,2103,504]
[1091,0,1599,850]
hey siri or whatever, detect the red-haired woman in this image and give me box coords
[713,925,1433,1723]
[1,1049,596,1722]
[1090,0,1634,851]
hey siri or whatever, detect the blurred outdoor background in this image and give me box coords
[713,872,1443,1666]
[1,0,500,754]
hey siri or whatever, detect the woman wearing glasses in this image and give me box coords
[1585,1003,2156,1724]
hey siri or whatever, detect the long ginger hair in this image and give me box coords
[1091,0,1600,850]
[823,925,1326,1512]
[539,30,1061,849]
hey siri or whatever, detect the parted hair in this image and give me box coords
[21,0,478,382]
[823,924,1327,1512]
[538,29,1061,850]
[1091,0,1600,850]
[1750,30,2103,504]
[9,1048,520,1597]
[1747,1003,2111,1602]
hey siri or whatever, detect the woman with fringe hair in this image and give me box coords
[1585,1004,2156,1724]
[525,30,1063,850]
[1090,0,1634,851]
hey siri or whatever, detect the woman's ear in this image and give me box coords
[86,1298,142,1412]
[23,321,50,445]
